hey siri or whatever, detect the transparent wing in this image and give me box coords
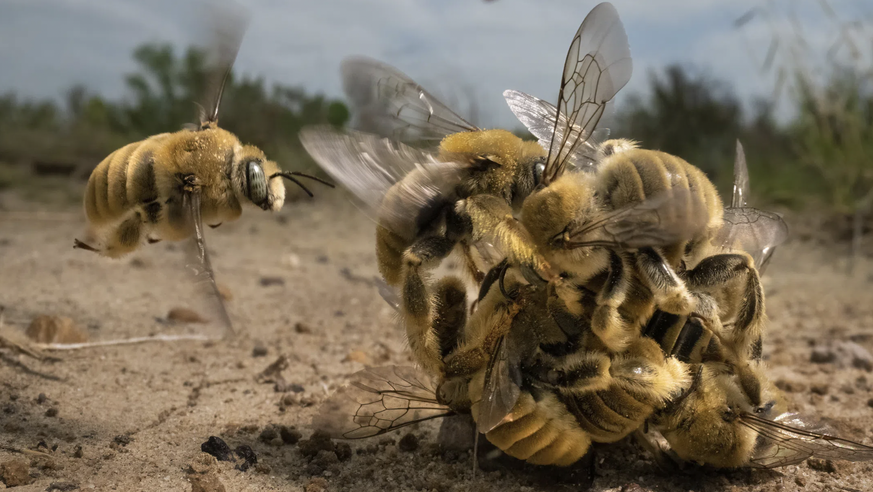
[181,191,234,334]
[732,139,750,208]
[299,125,467,237]
[565,187,709,250]
[743,412,873,468]
[198,0,250,126]
[504,89,611,172]
[714,208,788,273]
[542,2,632,184]
[342,56,479,142]
[312,366,454,439]
[477,336,522,434]
[716,140,788,275]
[375,277,400,311]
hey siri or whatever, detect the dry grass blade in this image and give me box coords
[35,334,216,351]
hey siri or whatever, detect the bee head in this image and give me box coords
[232,146,286,211]
[233,146,334,211]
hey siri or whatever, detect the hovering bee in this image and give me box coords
[300,1,633,372]
[73,2,333,332]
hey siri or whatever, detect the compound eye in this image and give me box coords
[246,161,267,205]
[533,161,546,185]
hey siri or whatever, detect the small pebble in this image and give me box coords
[200,436,234,462]
[867,398,873,408]
[45,407,59,417]
[398,433,419,452]
[810,349,836,364]
[252,344,268,358]
[37,393,47,404]
[288,383,305,393]
[258,426,279,443]
[280,426,302,445]
[294,322,313,334]
[234,445,257,472]
[259,276,285,287]
[167,307,208,324]
[189,474,226,492]
[305,477,329,492]
[807,458,837,473]
[0,459,32,487]
[335,442,352,462]
[810,385,828,395]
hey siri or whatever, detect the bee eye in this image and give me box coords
[533,161,546,185]
[246,161,267,205]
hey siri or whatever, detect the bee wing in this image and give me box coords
[503,89,610,172]
[541,2,632,184]
[565,187,709,250]
[180,191,234,334]
[300,125,467,237]
[477,335,522,434]
[342,56,480,142]
[732,140,750,208]
[742,412,873,468]
[714,207,788,274]
[312,366,454,439]
[198,0,251,126]
[375,277,401,312]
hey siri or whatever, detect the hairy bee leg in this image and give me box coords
[685,253,764,357]
[591,250,636,352]
[401,260,467,374]
[403,235,456,271]
[546,279,589,339]
[459,241,485,284]
[457,195,553,280]
[636,247,695,315]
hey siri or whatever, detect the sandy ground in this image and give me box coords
[1,192,872,492]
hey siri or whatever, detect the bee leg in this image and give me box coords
[458,240,485,284]
[401,254,468,374]
[592,250,636,352]
[403,236,456,272]
[457,195,554,280]
[96,213,145,259]
[73,239,100,253]
[635,247,695,315]
[685,253,764,358]
[546,278,589,340]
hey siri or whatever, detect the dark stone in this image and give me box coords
[234,445,257,472]
[200,436,234,462]
[398,433,419,452]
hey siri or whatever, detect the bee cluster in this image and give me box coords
[69,0,873,479]
[308,1,873,474]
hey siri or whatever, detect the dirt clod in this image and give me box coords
[234,445,257,472]
[45,407,59,417]
[810,348,836,364]
[280,426,302,445]
[807,458,838,473]
[344,350,370,364]
[258,426,279,443]
[294,322,312,334]
[252,343,268,357]
[46,483,80,491]
[305,477,329,492]
[189,473,226,492]
[299,430,335,458]
[335,442,352,462]
[72,446,83,459]
[0,459,32,487]
[26,315,87,344]
[259,276,284,287]
[217,283,233,301]
[167,307,208,324]
[37,393,47,404]
[200,437,234,462]
[811,385,829,395]
[398,433,419,452]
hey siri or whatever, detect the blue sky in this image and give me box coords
[1,0,871,128]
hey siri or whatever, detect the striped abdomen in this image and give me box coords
[596,149,724,263]
[84,133,172,227]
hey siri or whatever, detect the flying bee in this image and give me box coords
[72,2,333,332]
[301,1,633,372]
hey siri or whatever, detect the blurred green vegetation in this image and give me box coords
[0,43,348,203]
[0,32,870,227]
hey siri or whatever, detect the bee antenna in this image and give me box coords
[270,172,336,197]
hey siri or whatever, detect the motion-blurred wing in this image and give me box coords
[541,2,632,184]
[299,126,467,236]
[744,412,873,468]
[565,187,709,250]
[504,89,611,172]
[342,56,479,142]
[477,336,522,434]
[198,0,251,126]
[732,139,750,208]
[182,191,234,335]
[312,366,453,439]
